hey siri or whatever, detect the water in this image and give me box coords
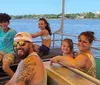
[10,19,100,37]
[9,19,100,58]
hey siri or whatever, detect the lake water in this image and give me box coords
[9,19,100,58]
[10,19,100,38]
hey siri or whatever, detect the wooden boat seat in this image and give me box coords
[44,61,97,85]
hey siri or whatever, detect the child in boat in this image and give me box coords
[31,18,52,56]
[50,38,75,64]
[0,13,17,77]
[51,31,96,77]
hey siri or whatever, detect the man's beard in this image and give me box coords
[15,48,29,59]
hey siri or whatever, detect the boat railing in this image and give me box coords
[52,32,100,50]
[32,32,100,51]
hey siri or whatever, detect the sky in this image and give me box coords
[0,0,100,15]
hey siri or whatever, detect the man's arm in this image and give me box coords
[5,75,25,85]
[14,82,25,85]
[15,56,36,85]
[5,81,12,85]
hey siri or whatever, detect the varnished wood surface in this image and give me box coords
[44,61,96,85]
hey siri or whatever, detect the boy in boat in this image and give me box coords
[0,13,17,76]
[31,18,52,56]
[5,32,47,85]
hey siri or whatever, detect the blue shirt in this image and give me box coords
[0,28,17,53]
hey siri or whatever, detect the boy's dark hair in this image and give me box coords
[0,13,11,23]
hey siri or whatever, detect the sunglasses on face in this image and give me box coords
[13,41,27,47]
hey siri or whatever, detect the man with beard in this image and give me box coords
[5,32,47,85]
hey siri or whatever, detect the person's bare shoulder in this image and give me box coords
[24,55,36,66]
[15,56,36,84]
[75,53,89,67]
[76,53,88,60]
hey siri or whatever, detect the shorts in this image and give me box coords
[0,51,14,63]
[38,45,50,56]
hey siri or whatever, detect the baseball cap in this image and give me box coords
[14,32,33,42]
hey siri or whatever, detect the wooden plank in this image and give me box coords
[44,61,96,85]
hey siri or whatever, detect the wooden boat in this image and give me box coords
[44,61,100,85]
[0,0,100,85]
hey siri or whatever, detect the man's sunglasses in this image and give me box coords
[13,41,26,47]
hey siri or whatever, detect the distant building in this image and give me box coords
[76,15,84,19]
[95,11,100,18]
[96,10,100,14]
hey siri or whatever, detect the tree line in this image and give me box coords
[11,12,100,19]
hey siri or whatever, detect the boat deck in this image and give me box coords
[0,48,100,85]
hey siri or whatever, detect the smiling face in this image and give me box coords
[13,34,32,59]
[77,35,91,52]
[61,41,72,55]
[0,21,9,32]
[14,40,31,59]
[13,32,34,59]
[38,20,47,30]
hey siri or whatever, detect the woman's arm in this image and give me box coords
[50,54,88,70]
[59,54,88,69]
